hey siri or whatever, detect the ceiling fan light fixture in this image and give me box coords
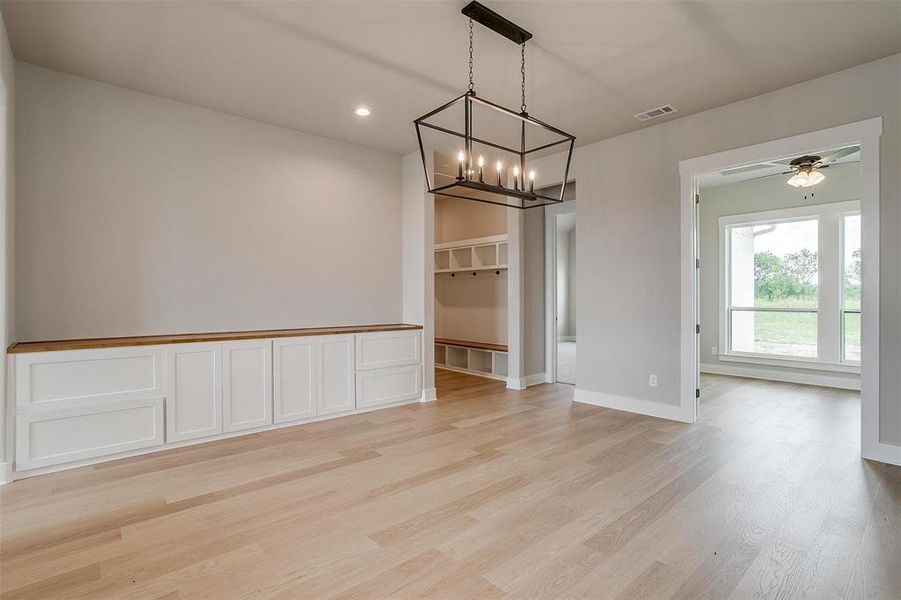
[787,172,809,187]
[807,169,825,186]
[787,167,825,188]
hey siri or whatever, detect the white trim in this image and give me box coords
[506,377,526,390]
[717,353,859,374]
[434,234,508,250]
[865,442,901,467]
[573,388,691,423]
[680,117,884,462]
[701,362,859,391]
[0,461,11,485]
[436,364,507,383]
[420,387,437,403]
[524,373,546,387]
[544,201,576,385]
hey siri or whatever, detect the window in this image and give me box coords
[727,218,818,358]
[720,201,860,368]
[842,214,861,362]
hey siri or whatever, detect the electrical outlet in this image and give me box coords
[712,346,718,356]
[649,374,658,387]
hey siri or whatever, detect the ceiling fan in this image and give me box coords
[722,146,860,187]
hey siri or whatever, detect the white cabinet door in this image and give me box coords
[319,335,355,416]
[356,365,422,409]
[273,337,318,424]
[166,343,223,442]
[223,340,272,433]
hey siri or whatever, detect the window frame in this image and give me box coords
[718,200,860,373]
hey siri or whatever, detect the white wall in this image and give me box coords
[15,63,404,340]
[699,163,860,386]
[556,227,576,339]
[523,207,544,377]
[401,150,434,397]
[574,54,900,445]
[0,13,14,472]
[434,196,506,244]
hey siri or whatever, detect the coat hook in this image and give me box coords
[472,271,477,276]
[495,270,500,275]
[451,272,456,278]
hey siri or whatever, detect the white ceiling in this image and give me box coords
[3,1,900,155]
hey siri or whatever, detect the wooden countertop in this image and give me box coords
[435,337,508,353]
[8,323,423,354]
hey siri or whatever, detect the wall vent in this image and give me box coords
[633,104,677,122]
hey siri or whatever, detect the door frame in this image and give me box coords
[678,117,895,464]
[544,201,576,384]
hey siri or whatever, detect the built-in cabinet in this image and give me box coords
[317,335,355,416]
[166,342,223,443]
[223,340,272,433]
[9,327,422,477]
[434,233,509,382]
[273,337,317,423]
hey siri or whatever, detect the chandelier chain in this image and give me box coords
[520,43,527,113]
[468,18,474,92]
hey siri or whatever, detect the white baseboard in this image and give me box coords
[573,388,691,423]
[420,387,437,403]
[700,362,860,391]
[524,373,546,387]
[0,461,11,486]
[863,441,901,467]
[507,373,547,391]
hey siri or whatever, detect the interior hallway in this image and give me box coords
[0,372,897,599]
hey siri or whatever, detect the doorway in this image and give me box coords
[679,118,890,463]
[544,186,576,385]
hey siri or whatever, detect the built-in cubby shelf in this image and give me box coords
[434,337,508,381]
[434,234,508,274]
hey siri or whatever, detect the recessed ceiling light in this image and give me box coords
[355,106,371,117]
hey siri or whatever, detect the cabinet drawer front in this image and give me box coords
[273,338,317,424]
[355,365,422,409]
[16,398,164,470]
[16,347,165,411]
[224,340,272,432]
[166,343,223,443]
[355,331,421,370]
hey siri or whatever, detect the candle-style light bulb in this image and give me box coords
[457,150,465,180]
[495,161,503,187]
[529,170,536,193]
[513,165,520,191]
[477,155,485,182]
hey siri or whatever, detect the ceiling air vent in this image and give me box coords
[633,104,677,122]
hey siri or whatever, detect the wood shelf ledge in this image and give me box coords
[435,337,508,353]
[8,323,423,354]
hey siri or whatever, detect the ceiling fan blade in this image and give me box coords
[719,161,785,176]
[742,171,788,182]
[819,146,859,164]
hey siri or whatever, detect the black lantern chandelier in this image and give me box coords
[414,1,575,209]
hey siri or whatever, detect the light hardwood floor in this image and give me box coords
[1,371,898,599]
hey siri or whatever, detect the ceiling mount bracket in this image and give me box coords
[461,1,532,45]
